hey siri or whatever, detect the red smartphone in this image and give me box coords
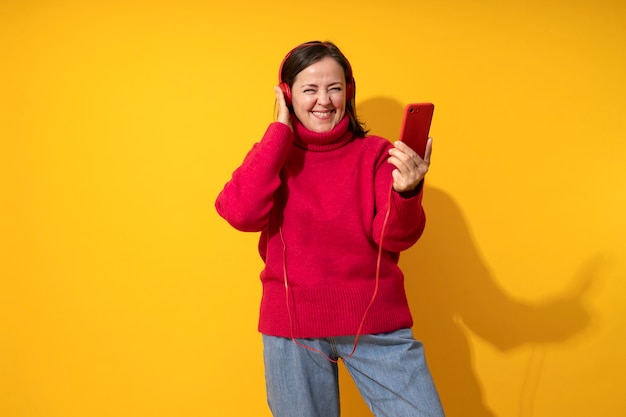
[398,103,434,158]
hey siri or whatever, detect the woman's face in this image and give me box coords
[291,56,347,133]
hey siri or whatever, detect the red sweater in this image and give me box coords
[215,116,426,338]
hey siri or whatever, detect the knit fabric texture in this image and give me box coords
[215,116,426,338]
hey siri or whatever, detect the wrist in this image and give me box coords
[397,180,423,199]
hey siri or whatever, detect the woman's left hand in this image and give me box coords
[387,138,432,193]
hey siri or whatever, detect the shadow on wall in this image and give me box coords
[338,97,598,417]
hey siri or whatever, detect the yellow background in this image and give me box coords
[1,0,625,416]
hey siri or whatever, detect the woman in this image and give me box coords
[215,41,445,417]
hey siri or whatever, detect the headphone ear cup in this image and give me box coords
[346,80,355,102]
[279,83,292,106]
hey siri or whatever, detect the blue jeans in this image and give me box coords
[262,329,445,417]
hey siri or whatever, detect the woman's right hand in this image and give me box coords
[274,86,292,130]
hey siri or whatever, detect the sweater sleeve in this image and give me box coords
[372,144,426,252]
[215,122,293,232]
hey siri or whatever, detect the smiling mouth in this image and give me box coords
[311,110,335,118]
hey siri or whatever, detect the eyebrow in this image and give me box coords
[300,81,343,88]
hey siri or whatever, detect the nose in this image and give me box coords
[317,91,331,105]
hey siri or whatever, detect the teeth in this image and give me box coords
[312,111,331,117]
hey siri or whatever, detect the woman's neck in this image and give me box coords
[292,115,352,151]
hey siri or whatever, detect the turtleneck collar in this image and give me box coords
[292,115,353,151]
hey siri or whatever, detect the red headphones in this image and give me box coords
[278,42,355,106]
